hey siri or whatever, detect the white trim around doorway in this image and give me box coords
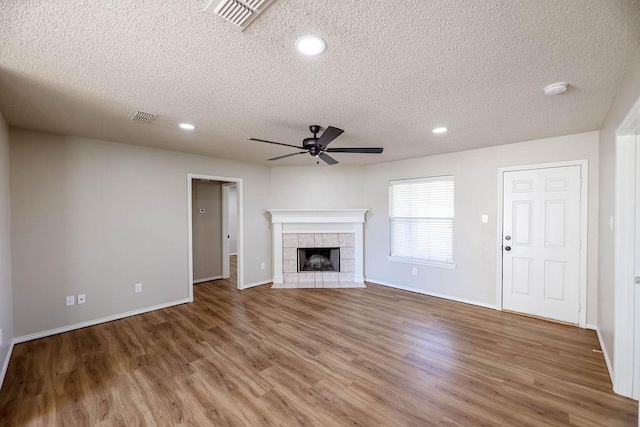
[613,94,640,398]
[187,174,244,301]
[495,160,589,329]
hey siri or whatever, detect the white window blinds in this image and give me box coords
[389,176,454,265]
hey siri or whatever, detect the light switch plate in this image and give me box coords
[482,214,488,223]
[135,283,142,293]
[66,295,75,306]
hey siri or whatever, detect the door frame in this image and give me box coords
[613,94,640,398]
[221,183,237,280]
[495,160,589,328]
[188,174,244,299]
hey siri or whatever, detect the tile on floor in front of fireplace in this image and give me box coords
[339,272,354,283]
[322,281,340,288]
[299,272,315,283]
[323,272,339,282]
[298,282,315,288]
[339,282,361,288]
[281,282,298,289]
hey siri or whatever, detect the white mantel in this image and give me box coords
[267,209,368,285]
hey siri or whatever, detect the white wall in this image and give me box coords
[228,185,238,255]
[362,132,600,323]
[192,180,222,281]
[270,166,365,209]
[9,129,272,338]
[598,48,640,371]
[0,114,14,385]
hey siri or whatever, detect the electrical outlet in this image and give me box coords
[78,294,86,304]
[66,295,75,306]
[482,214,488,223]
[260,262,265,270]
[135,283,142,293]
[412,267,418,276]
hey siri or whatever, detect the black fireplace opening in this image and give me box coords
[298,247,340,272]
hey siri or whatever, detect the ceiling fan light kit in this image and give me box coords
[248,125,383,165]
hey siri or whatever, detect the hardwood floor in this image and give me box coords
[1,266,637,425]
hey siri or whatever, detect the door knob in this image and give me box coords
[505,236,511,241]
[504,246,511,251]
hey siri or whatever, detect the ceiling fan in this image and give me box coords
[248,125,383,165]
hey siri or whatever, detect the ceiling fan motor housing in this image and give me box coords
[303,137,320,148]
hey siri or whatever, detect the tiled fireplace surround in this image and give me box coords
[267,209,368,288]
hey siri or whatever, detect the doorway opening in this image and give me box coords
[495,160,588,328]
[187,174,243,301]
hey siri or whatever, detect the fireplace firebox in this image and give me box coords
[298,247,340,272]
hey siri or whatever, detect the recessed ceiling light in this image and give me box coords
[543,82,568,96]
[295,35,326,56]
[432,127,448,134]
[179,123,196,130]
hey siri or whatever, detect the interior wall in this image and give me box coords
[192,180,222,281]
[270,166,365,209]
[228,185,238,255]
[598,47,640,372]
[9,128,272,338]
[0,114,14,384]
[362,131,600,324]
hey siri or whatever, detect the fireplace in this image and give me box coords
[298,247,340,272]
[267,209,368,288]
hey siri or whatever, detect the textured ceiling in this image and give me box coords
[1,0,640,166]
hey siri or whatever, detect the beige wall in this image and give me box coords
[598,48,640,369]
[192,180,222,281]
[0,114,13,380]
[270,166,365,209]
[362,132,600,323]
[9,128,272,337]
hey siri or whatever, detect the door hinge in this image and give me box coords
[636,276,640,285]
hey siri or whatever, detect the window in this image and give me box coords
[388,175,455,267]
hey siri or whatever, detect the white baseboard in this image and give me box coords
[586,323,598,331]
[14,298,191,344]
[593,326,614,385]
[365,278,496,310]
[242,279,271,290]
[0,340,15,392]
[193,275,223,284]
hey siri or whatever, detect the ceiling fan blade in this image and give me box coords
[316,126,344,148]
[268,151,307,161]
[248,138,303,150]
[318,152,339,165]
[326,147,384,154]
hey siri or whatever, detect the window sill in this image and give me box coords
[387,256,457,269]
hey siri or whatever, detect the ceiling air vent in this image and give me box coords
[128,110,157,124]
[204,0,275,30]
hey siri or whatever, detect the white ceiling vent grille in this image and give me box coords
[204,0,275,30]
[128,110,157,124]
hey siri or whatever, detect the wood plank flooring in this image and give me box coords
[1,263,637,425]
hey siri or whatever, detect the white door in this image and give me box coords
[502,166,582,324]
